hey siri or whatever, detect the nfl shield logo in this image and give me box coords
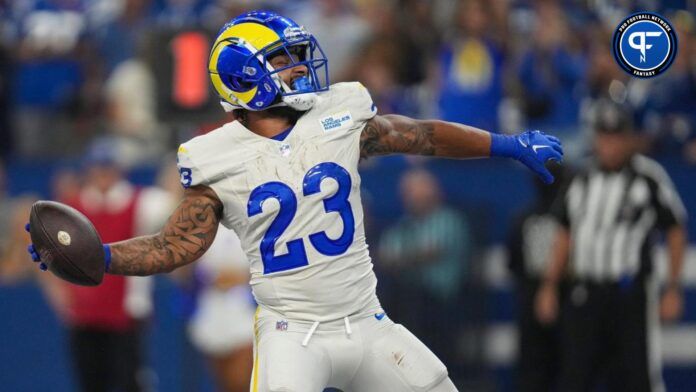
[276,320,288,331]
[279,143,291,157]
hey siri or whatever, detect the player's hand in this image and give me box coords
[490,130,564,184]
[660,285,683,323]
[535,282,559,324]
[515,131,563,184]
[25,223,48,271]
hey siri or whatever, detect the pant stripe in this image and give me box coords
[252,306,261,392]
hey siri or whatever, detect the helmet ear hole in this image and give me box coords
[225,75,253,91]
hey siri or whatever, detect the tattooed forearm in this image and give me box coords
[360,114,492,159]
[360,115,435,159]
[108,186,223,276]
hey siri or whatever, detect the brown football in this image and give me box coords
[29,200,105,286]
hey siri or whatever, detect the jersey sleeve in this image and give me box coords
[633,156,687,229]
[325,82,377,130]
[348,82,378,122]
[176,143,209,189]
[649,166,687,229]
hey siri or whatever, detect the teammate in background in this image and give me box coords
[536,103,687,391]
[29,11,562,391]
[507,165,568,392]
[186,226,254,392]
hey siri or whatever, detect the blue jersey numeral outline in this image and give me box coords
[247,162,355,274]
[303,162,355,256]
[247,182,308,274]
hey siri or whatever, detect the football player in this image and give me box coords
[29,11,563,392]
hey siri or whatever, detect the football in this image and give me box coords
[29,200,106,286]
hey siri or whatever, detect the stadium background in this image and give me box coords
[1,0,696,390]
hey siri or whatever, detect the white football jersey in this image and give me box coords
[177,82,381,321]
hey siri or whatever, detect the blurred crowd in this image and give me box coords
[1,0,696,391]
[0,0,695,166]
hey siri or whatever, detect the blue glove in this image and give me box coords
[25,223,112,272]
[490,130,564,184]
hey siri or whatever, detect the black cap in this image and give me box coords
[593,101,634,135]
[82,139,120,169]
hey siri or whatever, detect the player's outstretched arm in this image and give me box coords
[107,185,223,276]
[360,114,489,159]
[360,114,563,183]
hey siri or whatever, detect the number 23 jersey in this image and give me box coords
[177,82,381,321]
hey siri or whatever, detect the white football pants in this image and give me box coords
[250,306,458,392]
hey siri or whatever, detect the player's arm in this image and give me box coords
[107,185,223,276]
[360,114,489,158]
[360,114,563,183]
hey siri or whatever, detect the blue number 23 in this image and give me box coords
[247,162,355,274]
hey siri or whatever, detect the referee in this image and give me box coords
[535,104,688,392]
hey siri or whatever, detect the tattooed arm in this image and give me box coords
[359,114,493,159]
[108,185,223,276]
[359,114,564,183]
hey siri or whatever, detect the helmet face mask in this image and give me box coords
[209,11,329,112]
[261,40,328,94]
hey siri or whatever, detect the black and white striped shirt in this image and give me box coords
[553,155,687,282]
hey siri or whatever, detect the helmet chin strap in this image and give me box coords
[270,68,318,111]
[222,93,318,112]
[220,101,235,112]
[219,78,318,112]
[281,92,318,111]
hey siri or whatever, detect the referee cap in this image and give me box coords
[593,100,635,135]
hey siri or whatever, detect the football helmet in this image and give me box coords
[209,10,329,111]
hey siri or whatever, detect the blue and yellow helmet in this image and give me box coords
[209,10,329,111]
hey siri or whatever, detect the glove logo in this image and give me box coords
[612,12,677,78]
[532,145,551,153]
